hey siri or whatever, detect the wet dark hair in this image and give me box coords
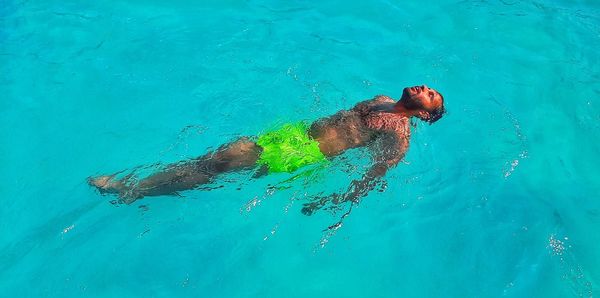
[425,94,445,124]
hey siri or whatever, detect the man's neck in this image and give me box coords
[393,103,417,118]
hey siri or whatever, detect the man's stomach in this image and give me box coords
[309,119,373,157]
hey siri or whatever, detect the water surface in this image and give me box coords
[1,0,599,297]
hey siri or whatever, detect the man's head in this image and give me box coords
[397,85,445,124]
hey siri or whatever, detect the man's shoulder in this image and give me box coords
[363,95,394,104]
[351,95,394,110]
[373,95,394,102]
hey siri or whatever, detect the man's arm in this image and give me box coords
[302,131,408,215]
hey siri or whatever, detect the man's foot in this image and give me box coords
[88,175,125,194]
[88,174,143,204]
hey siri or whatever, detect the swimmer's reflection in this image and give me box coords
[89,85,445,215]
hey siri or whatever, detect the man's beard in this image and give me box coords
[401,96,424,111]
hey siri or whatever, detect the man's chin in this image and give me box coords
[400,88,411,100]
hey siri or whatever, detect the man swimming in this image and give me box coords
[89,85,445,215]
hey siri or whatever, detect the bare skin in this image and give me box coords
[89,85,445,213]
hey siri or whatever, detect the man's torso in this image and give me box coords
[309,96,410,157]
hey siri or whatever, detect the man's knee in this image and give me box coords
[222,138,262,157]
[233,137,260,151]
[210,137,262,170]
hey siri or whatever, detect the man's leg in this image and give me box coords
[89,138,263,203]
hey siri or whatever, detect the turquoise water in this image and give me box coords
[2,0,600,296]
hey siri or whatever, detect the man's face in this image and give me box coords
[400,85,443,112]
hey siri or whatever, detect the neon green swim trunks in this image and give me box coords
[256,122,327,173]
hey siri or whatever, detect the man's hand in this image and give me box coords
[301,193,342,216]
[301,168,385,216]
[301,130,407,216]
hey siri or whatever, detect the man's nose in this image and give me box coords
[422,85,428,90]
